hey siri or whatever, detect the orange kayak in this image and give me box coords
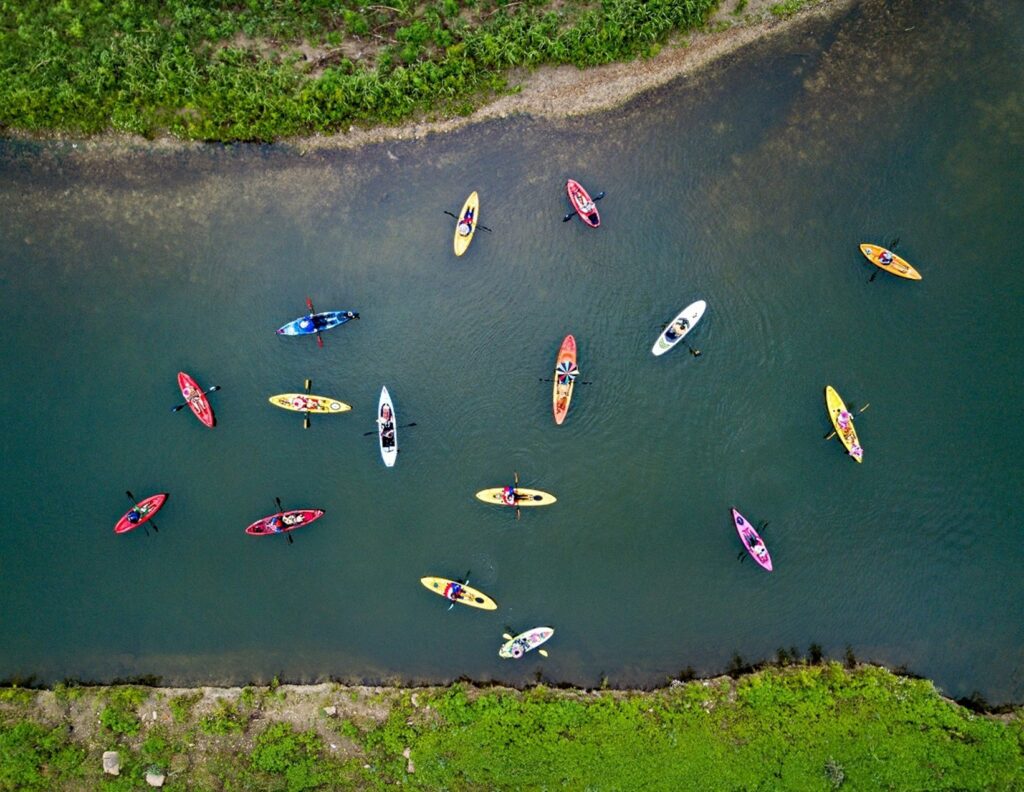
[552,335,577,425]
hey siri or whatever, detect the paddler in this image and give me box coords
[457,207,475,236]
[444,581,464,602]
[126,508,142,525]
[878,250,894,265]
[501,485,519,506]
[377,404,395,443]
[665,318,688,340]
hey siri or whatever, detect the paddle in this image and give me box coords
[563,190,605,221]
[125,490,157,535]
[503,632,549,658]
[306,297,323,348]
[538,378,593,385]
[448,570,471,611]
[171,385,220,412]
[274,497,293,544]
[824,403,870,440]
[867,238,900,283]
[514,472,520,521]
[362,422,416,437]
[443,210,492,232]
[688,346,702,358]
[303,379,312,430]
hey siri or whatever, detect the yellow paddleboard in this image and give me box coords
[825,386,863,463]
[268,394,351,414]
[475,487,557,507]
[453,191,479,257]
[859,243,922,280]
[420,577,498,610]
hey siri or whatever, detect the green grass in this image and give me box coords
[0,665,1021,790]
[770,0,813,18]
[0,0,718,141]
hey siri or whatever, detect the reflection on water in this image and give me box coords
[0,0,1022,701]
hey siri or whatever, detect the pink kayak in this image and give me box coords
[732,508,772,572]
[566,179,600,228]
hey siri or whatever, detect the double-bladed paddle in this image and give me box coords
[274,497,294,544]
[171,385,221,412]
[823,403,870,440]
[867,237,900,283]
[562,191,605,221]
[126,490,157,536]
[306,297,323,348]
[443,210,492,232]
[448,569,471,611]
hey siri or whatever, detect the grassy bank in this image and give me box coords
[1,664,1021,790]
[0,0,723,142]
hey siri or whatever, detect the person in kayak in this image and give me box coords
[665,318,689,341]
[377,404,395,447]
[837,409,852,430]
[573,189,596,213]
[849,442,863,459]
[502,485,519,506]
[747,533,768,559]
[878,250,894,265]
[457,207,475,236]
[444,581,464,601]
[127,508,142,524]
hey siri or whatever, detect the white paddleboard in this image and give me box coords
[378,386,397,467]
[652,300,706,356]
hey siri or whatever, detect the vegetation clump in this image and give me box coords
[0,664,1020,789]
[0,0,718,141]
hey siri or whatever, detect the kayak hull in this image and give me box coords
[499,627,554,659]
[420,576,498,610]
[246,508,325,536]
[269,394,351,414]
[177,371,215,428]
[652,300,707,356]
[277,311,356,336]
[552,335,577,425]
[378,386,397,467]
[115,493,168,534]
[566,179,600,227]
[475,487,557,507]
[825,385,863,463]
[732,508,772,572]
[858,244,922,280]
[454,191,479,256]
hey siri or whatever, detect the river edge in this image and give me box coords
[2,663,1021,789]
[2,0,855,157]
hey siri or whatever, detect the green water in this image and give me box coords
[1,0,1022,701]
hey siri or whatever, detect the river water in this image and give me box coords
[1,0,1021,701]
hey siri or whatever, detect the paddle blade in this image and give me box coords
[150,523,159,533]
[306,297,315,312]
[275,497,283,510]
[538,649,549,657]
[594,191,606,200]
[171,404,186,412]
[303,416,311,430]
[502,633,513,640]
[287,534,293,544]
[208,385,221,393]
[562,214,574,222]
[125,490,137,502]
[305,379,312,392]
[316,333,323,348]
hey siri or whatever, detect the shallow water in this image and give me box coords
[1,0,1022,701]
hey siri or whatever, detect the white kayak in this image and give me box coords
[499,627,554,659]
[652,300,707,356]
[378,386,397,467]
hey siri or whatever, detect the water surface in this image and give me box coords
[1,0,1022,701]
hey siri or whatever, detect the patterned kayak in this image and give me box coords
[732,508,772,572]
[277,311,358,336]
[453,191,479,257]
[420,576,498,610]
[566,179,600,228]
[499,627,554,659]
[652,300,707,357]
[268,394,351,414]
[378,386,397,467]
[114,493,168,534]
[825,385,863,463]
[475,487,557,507]
[177,371,215,428]
[859,243,922,280]
[552,335,577,425]
[245,508,325,536]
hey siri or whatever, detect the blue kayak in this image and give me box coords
[277,311,359,336]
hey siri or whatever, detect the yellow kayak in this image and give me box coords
[859,243,922,280]
[825,386,863,463]
[475,487,557,507]
[420,577,497,610]
[453,191,479,257]
[268,394,351,414]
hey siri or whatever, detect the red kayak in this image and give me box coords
[177,372,215,428]
[114,493,168,534]
[245,509,325,536]
[732,508,772,572]
[566,179,600,228]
